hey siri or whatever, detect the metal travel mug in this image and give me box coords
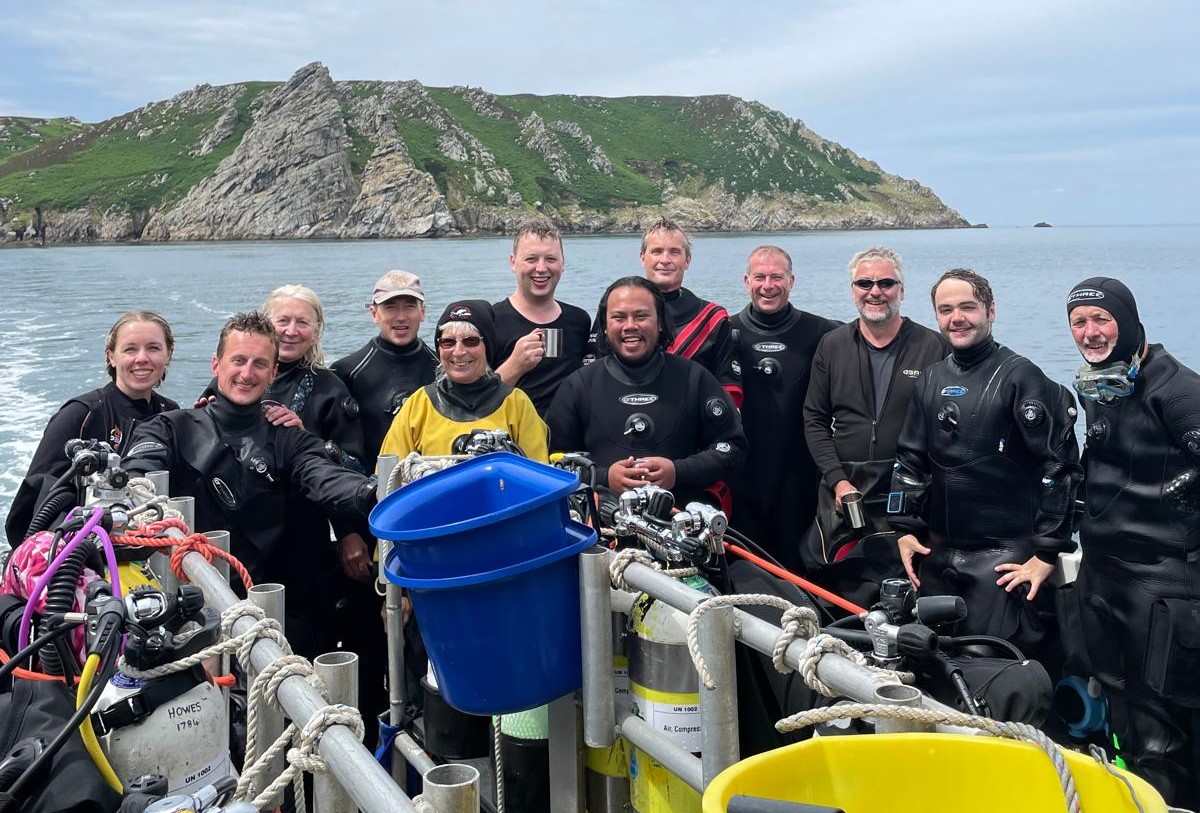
[843,490,867,530]
[542,328,563,358]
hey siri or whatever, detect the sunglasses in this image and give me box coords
[852,278,901,291]
[437,336,483,350]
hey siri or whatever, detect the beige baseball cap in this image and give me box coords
[370,270,425,305]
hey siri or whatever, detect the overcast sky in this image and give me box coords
[0,0,1195,227]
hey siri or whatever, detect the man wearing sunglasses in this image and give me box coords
[888,269,1080,665]
[801,247,948,605]
[1062,277,1200,806]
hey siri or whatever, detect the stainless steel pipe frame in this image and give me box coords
[248,583,288,783]
[584,549,967,796]
[422,763,480,813]
[697,603,739,784]
[314,652,360,813]
[173,530,422,813]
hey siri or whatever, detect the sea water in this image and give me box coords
[1,224,1196,527]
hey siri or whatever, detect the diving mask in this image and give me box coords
[1073,354,1141,402]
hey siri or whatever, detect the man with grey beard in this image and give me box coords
[800,247,948,605]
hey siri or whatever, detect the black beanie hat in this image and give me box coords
[1067,277,1144,367]
[436,299,499,367]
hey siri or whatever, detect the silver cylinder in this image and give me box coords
[202,529,231,584]
[541,328,563,359]
[581,547,616,748]
[842,490,867,530]
[698,604,739,784]
[871,682,929,734]
[376,453,409,785]
[422,763,480,813]
[248,583,287,780]
[145,470,170,497]
[157,495,194,593]
[314,652,360,813]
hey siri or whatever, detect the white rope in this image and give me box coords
[776,703,1082,813]
[686,594,818,689]
[116,602,285,680]
[389,452,466,491]
[796,633,914,697]
[245,704,366,813]
[124,476,172,519]
[608,547,697,592]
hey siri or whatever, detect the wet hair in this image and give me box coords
[511,220,563,258]
[105,311,175,385]
[262,284,327,368]
[594,276,676,356]
[847,246,904,283]
[216,311,280,363]
[640,217,692,260]
[747,245,793,275]
[931,268,994,312]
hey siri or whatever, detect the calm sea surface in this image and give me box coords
[1,225,1195,527]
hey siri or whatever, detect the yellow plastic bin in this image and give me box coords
[702,733,1166,813]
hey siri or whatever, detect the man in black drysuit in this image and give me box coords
[731,245,838,571]
[1064,277,1200,807]
[548,276,746,513]
[122,312,375,581]
[889,269,1081,663]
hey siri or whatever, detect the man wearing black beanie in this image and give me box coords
[1064,276,1200,807]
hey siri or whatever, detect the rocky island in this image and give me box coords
[0,63,968,244]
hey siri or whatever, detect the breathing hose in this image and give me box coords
[0,615,84,685]
[24,485,78,540]
[36,545,90,678]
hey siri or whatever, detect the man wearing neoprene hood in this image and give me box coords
[888,269,1081,661]
[1064,277,1200,807]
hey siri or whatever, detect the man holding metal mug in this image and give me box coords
[492,220,592,415]
[801,247,949,606]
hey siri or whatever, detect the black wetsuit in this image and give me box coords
[121,392,375,580]
[331,336,437,474]
[1069,345,1200,804]
[546,350,746,510]
[262,360,365,660]
[6,382,179,546]
[587,286,742,405]
[730,303,839,571]
[491,298,591,415]
[331,337,436,735]
[888,338,1080,656]
[800,318,948,603]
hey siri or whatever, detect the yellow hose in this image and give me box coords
[77,653,123,793]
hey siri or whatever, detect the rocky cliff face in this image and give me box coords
[1,62,969,243]
[142,63,358,240]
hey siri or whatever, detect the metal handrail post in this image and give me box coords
[314,651,360,813]
[248,583,287,782]
[375,453,410,787]
[179,544,420,813]
[580,548,615,748]
[698,603,739,784]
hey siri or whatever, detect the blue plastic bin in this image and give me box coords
[369,452,580,579]
[386,521,597,714]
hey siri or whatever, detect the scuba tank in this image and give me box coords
[93,585,231,793]
[609,486,727,813]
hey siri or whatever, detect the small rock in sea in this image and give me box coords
[1034,221,1052,228]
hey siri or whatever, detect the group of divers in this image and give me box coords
[4,216,1200,809]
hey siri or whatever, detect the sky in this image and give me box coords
[0,0,1195,227]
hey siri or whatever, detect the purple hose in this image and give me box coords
[17,507,104,650]
[94,525,123,601]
